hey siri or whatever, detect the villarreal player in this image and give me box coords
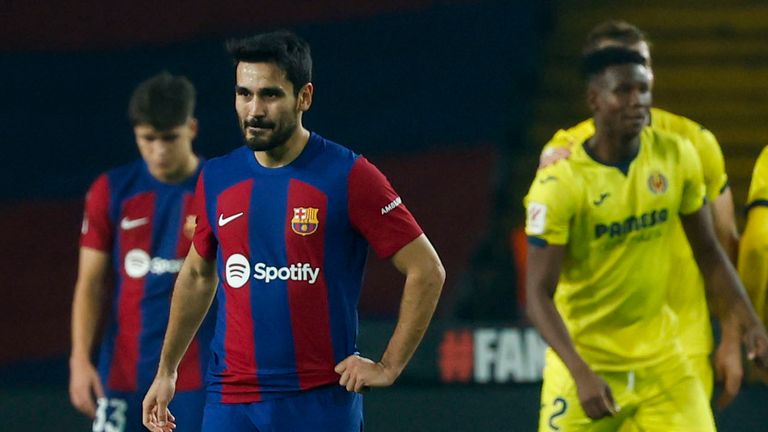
[525,47,768,432]
[538,21,742,410]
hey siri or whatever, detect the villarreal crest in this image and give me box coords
[291,207,319,236]
[647,171,668,194]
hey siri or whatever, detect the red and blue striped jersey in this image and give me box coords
[192,132,422,403]
[81,159,212,393]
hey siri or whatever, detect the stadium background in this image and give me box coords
[1,0,767,430]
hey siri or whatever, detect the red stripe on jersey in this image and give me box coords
[80,174,113,251]
[176,192,203,391]
[217,180,260,402]
[107,192,155,391]
[285,179,336,389]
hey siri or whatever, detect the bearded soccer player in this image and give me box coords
[525,47,768,431]
[141,30,445,432]
[538,20,744,410]
[70,72,212,432]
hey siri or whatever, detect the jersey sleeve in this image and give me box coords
[677,137,706,215]
[691,127,728,201]
[746,146,768,211]
[524,164,578,245]
[191,170,218,260]
[348,156,423,259]
[80,174,113,251]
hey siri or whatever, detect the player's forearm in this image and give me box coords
[379,262,445,378]
[70,281,104,361]
[711,190,740,263]
[526,291,591,378]
[156,265,217,377]
[704,256,763,334]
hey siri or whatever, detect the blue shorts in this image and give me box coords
[201,385,363,432]
[92,388,205,432]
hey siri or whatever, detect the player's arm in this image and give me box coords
[710,186,744,409]
[69,247,109,418]
[335,234,445,392]
[682,204,768,368]
[526,242,617,420]
[142,244,217,432]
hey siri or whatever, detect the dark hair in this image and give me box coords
[226,30,312,95]
[583,20,650,55]
[581,46,647,80]
[128,72,196,130]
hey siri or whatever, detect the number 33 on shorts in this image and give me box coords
[93,397,128,432]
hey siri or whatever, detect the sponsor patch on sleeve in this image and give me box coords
[527,202,547,235]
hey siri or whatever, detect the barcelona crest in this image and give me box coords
[647,171,668,194]
[291,207,319,236]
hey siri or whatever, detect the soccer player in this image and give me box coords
[141,30,445,432]
[525,47,768,431]
[538,20,744,409]
[69,72,212,432]
[739,146,768,382]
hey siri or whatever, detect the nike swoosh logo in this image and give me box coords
[218,212,244,227]
[120,216,149,230]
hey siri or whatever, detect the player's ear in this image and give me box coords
[586,81,599,112]
[296,83,313,112]
[187,117,199,139]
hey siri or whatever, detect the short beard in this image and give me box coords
[241,118,297,152]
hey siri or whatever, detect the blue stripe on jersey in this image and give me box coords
[248,176,300,392]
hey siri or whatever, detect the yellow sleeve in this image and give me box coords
[678,136,706,215]
[541,119,596,154]
[524,164,578,245]
[692,127,728,201]
[747,146,768,207]
[738,206,768,323]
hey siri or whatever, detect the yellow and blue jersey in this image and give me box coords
[541,108,725,357]
[526,127,705,370]
[739,146,768,324]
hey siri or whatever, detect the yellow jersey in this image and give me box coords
[526,127,705,370]
[541,108,726,357]
[739,146,768,323]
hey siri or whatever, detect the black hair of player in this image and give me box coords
[128,72,196,131]
[226,30,312,96]
[583,20,651,55]
[581,47,647,81]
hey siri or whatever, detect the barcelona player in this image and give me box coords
[538,20,743,409]
[525,47,768,431]
[142,31,445,432]
[69,72,212,431]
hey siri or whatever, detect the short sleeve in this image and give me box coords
[80,174,113,251]
[348,157,423,258]
[191,171,218,260]
[691,127,728,201]
[747,146,768,211]
[678,137,706,215]
[524,164,578,245]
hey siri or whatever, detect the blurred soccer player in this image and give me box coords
[141,30,445,432]
[70,72,212,432]
[538,20,743,410]
[739,146,768,382]
[525,47,768,431]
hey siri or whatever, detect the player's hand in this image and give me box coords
[68,356,105,418]
[539,147,572,169]
[743,324,768,370]
[714,329,743,410]
[572,368,619,420]
[334,354,399,393]
[142,373,178,432]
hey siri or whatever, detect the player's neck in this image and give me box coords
[588,131,640,163]
[254,127,311,168]
[150,154,199,184]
